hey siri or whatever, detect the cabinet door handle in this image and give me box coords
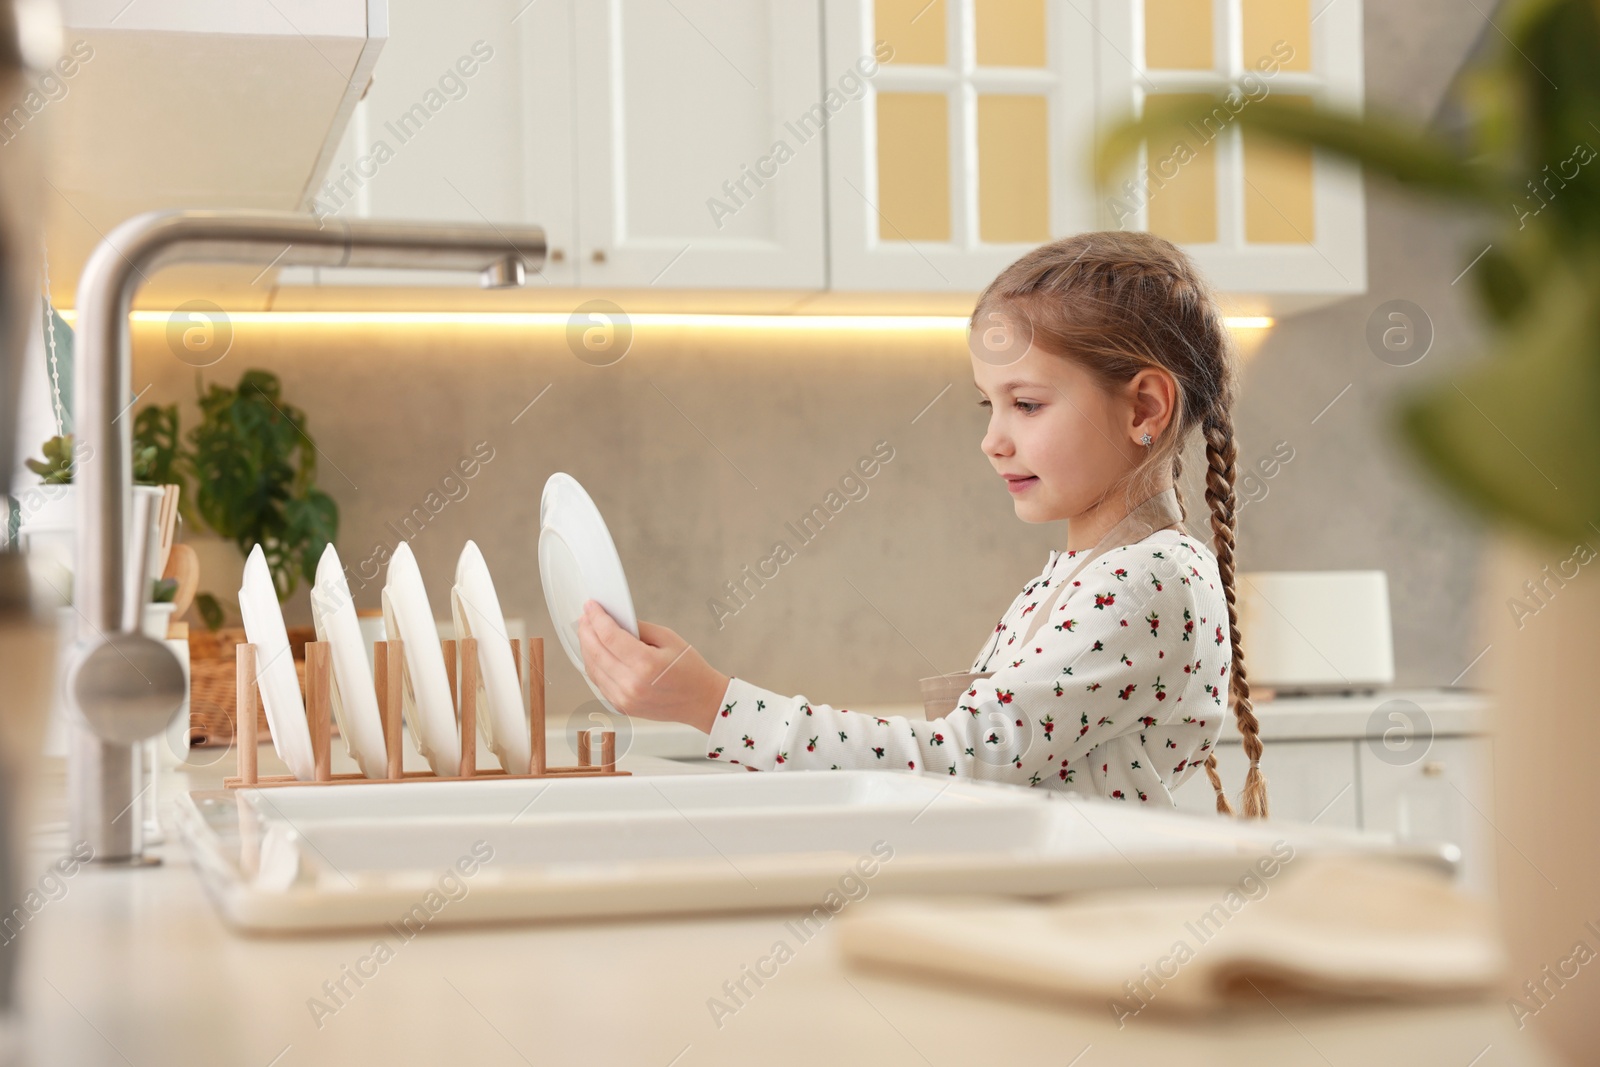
[549,248,566,263]
[591,249,607,264]
[1421,761,1446,777]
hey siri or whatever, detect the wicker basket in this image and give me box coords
[189,625,316,747]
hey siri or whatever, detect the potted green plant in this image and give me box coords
[20,431,176,605]
[21,368,337,628]
[1098,4,1599,1059]
[139,368,339,629]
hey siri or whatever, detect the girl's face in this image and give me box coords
[973,332,1161,536]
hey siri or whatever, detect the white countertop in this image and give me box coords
[11,739,1549,1067]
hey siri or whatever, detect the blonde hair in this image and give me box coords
[972,231,1268,818]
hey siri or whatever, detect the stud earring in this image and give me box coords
[1140,433,1153,447]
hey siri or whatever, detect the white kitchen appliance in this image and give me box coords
[1237,570,1395,692]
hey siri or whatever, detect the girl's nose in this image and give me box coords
[981,420,1012,458]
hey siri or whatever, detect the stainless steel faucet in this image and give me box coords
[69,211,545,862]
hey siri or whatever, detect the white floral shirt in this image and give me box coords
[705,529,1231,805]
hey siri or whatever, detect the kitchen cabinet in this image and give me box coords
[822,0,1100,291]
[288,0,1366,306]
[47,0,384,309]
[1095,0,1367,307]
[1174,737,1360,828]
[1171,690,1496,896]
[1359,736,1498,901]
[280,0,577,288]
[290,0,825,291]
[571,0,829,288]
[826,0,1365,304]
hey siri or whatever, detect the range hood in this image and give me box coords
[43,0,386,310]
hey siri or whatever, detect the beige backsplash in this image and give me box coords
[137,319,1073,724]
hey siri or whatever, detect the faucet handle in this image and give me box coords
[68,632,186,745]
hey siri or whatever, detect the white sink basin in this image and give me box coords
[175,770,1451,933]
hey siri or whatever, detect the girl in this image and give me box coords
[576,232,1268,817]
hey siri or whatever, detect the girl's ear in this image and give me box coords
[1125,367,1177,441]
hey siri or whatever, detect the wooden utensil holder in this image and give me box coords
[226,635,628,788]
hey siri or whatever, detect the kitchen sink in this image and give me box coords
[175,770,1454,934]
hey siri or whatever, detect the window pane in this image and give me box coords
[1243,97,1314,242]
[978,95,1051,242]
[1143,94,1218,244]
[974,0,1047,67]
[1241,0,1311,71]
[875,0,946,65]
[1144,0,1213,70]
[876,92,951,241]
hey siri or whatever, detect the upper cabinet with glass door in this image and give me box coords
[824,0,1099,290]
[827,0,1364,308]
[1099,0,1366,308]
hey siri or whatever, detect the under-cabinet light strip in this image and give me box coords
[58,310,1275,330]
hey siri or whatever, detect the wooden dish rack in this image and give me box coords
[226,636,628,788]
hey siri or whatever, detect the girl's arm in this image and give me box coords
[705,565,1220,788]
[576,554,1227,793]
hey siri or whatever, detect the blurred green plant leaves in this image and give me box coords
[1097,0,1600,549]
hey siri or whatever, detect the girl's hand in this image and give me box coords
[575,600,729,734]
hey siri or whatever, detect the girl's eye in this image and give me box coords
[976,398,991,408]
[1015,400,1040,414]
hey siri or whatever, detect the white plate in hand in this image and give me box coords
[538,474,637,714]
[382,541,459,776]
[451,541,530,774]
[310,545,387,779]
[239,545,314,781]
